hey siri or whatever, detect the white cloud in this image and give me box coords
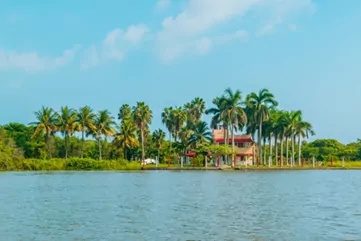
[156,0,171,10]
[82,24,149,69]
[156,0,315,61]
[0,45,80,73]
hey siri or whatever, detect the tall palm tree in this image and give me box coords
[278,111,291,166]
[206,96,229,164]
[92,110,116,160]
[57,106,77,159]
[162,107,174,154]
[30,107,58,159]
[114,120,139,160]
[295,119,315,165]
[246,89,278,165]
[133,102,152,164]
[290,110,302,166]
[118,104,132,123]
[171,107,187,142]
[184,97,206,128]
[76,106,96,158]
[222,88,247,165]
[245,105,258,164]
[152,129,166,161]
[188,121,213,149]
[179,126,193,154]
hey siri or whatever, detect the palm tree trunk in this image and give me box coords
[231,124,235,167]
[291,129,295,166]
[46,132,52,159]
[286,136,289,165]
[280,134,284,166]
[141,127,145,164]
[81,130,85,158]
[274,134,278,165]
[65,134,68,159]
[98,134,102,160]
[263,137,266,165]
[298,135,301,165]
[252,133,256,165]
[258,120,263,165]
[124,146,128,160]
[269,133,272,161]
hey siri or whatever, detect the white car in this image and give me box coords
[143,158,156,165]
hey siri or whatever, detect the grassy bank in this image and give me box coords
[0,158,142,171]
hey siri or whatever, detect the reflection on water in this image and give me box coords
[0,170,360,240]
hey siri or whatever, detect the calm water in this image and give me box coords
[0,171,360,240]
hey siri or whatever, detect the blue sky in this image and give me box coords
[0,0,360,143]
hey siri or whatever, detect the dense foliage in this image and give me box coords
[0,88,360,170]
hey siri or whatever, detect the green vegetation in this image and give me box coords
[0,88,360,171]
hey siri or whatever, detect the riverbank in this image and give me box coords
[1,158,361,171]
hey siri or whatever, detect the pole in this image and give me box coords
[342,157,345,168]
[312,156,315,168]
[205,156,208,168]
[280,156,283,167]
[268,156,271,168]
[168,156,170,168]
[181,156,183,168]
[156,156,159,168]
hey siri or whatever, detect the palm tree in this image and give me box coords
[152,129,166,161]
[184,97,206,128]
[295,119,315,165]
[57,106,77,159]
[290,110,302,166]
[162,107,174,155]
[188,121,213,149]
[30,107,58,159]
[76,106,96,158]
[179,126,193,154]
[246,89,278,165]
[222,88,247,166]
[278,111,291,166]
[171,107,187,142]
[118,104,132,123]
[92,110,116,160]
[114,120,139,160]
[245,105,258,164]
[133,102,152,164]
[206,96,229,164]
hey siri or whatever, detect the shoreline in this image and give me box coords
[142,166,361,171]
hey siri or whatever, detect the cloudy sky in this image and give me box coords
[0,0,360,143]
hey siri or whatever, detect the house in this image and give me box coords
[213,125,255,165]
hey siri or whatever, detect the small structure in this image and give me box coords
[213,125,255,165]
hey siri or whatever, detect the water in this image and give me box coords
[0,170,360,240]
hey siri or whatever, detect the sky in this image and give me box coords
[0,0,360,143]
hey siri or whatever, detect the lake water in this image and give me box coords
[0,170,360,240]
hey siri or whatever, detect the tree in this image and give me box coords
[295,119,315,164]
[57,106,77,159]
[290,110,302,166]
[92,110,116,160]
[75,106,96,158]
[246,89,278,165]
[184,97,206,128]
[171,107,187,142]
[188,121,213,149]
[114,120,139,160]
[222,88,247,165]
[162,107,174,156]
[118,104,132,123]
[278,111,291,165]
[29,107,58,159]
[133,102,152,164]
[152,129,166,161]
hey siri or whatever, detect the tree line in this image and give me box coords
[1,88,361,165]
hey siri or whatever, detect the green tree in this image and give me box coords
[184,97,206,128]
[152,129,166,161]
[295,119,315,164]
[188,121,213,149]
[133,102,152,163]
[114,120,139,160]
[290,110,302,166]
[30,107,58,159]
[92,110,116,160]
[118,104,132,123]
[246,89,278,164]
[57,106,77,159]
[75,106,96,158]
[171,107,187,142]
[162,107,174,155]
